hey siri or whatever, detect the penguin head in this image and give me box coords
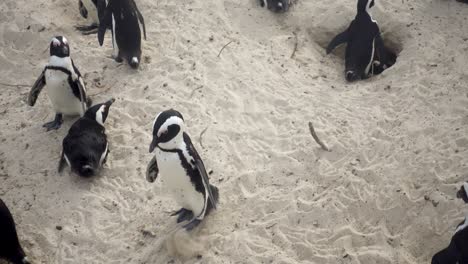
[50,36,70,58]
[84,98,115,126]
[358,0,375,13]
[262,0,290,13]
[149,109,185,152]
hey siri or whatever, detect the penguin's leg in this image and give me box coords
[43,113,63,131]
[183,219,202,231]
[170,208,194,223]
[114,51,123,63]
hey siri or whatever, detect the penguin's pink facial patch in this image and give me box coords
[52,38,61,47]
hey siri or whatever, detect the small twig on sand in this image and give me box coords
[189,85,203,98]
[199,126,209,149]
[217,40,234,58]
[0,82,30,88]
[290,32,298,59]
[308,122,330,151]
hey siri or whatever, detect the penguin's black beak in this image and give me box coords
[105,98,115,107]
[149,137,159,153]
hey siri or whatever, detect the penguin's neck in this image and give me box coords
[49,55,72,69]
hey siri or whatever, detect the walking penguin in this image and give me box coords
[146,109,219,231]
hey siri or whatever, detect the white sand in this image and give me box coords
[1,0,468,263]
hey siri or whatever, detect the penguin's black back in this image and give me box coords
[432,223,468,264]
[345,13,380,78]
[0,198,27,264]
[63,118,107,177]
[110,0,142,58]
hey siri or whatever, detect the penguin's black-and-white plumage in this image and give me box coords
[431,218,468,264]
[259,0,291,13]
[58,98,114,177]
[146,109,219,231]
[326,0,396,82]
[0,198,30,264]
[28,36,90,131]
[98,0,147,69]
[76,0,107,34]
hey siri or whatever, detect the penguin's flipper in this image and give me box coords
[183,133,218,211]
[28,69,46,106]
[374,34,387,66]
[96,0,107,23]
[146,155,159,183]
[58,151,67,173]
[132,0,147,40]
[326,27,351,54]
[98,1,113,46]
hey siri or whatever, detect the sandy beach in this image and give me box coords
[1,0,468,263]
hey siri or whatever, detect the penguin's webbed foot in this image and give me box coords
[43,114,63,131]
[114,56,124,63]
[183,219,201,231]
[171,208,194,223]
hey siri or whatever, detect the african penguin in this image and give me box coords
[58,98,115,177]
[76,0,107,35]
[431,217,468,264]
[146,109,219,231]
[0,198,30,264]
[326,0,395,82]
[98,0,147,69]
[28,36,90,131]
[259,0,291,13]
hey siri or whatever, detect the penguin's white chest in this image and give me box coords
[156,150,204,215]
[45,71,83,116]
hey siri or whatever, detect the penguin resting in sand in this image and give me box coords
[28,36,90,131]
[0,198,30,264]
[146,109,219,231]
[98,0,147,69]
[76,0,107,34]
[326,0,396,81]
[58,99,115,177]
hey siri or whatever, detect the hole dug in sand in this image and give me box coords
[310,25,403,81]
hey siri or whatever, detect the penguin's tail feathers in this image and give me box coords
[205,184,219,216]
[210,184,219,204]
[78,164,95,177]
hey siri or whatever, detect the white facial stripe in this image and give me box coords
[52,38,61,47]
[132,57,138,64]
[100,143,109,165]
[62,37,68,44]
[157,116,183,137]
[96,105,106,125]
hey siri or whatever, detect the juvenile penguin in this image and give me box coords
[0,198,30,264]
[28,36,90,131]
[326,0,395,81]
[58,99,115,177]
[146,110,219,231]
[98,0,147,69]
[76,0,107,34]
[259,0,290,13]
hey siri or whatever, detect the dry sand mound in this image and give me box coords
[1,0,468,263]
